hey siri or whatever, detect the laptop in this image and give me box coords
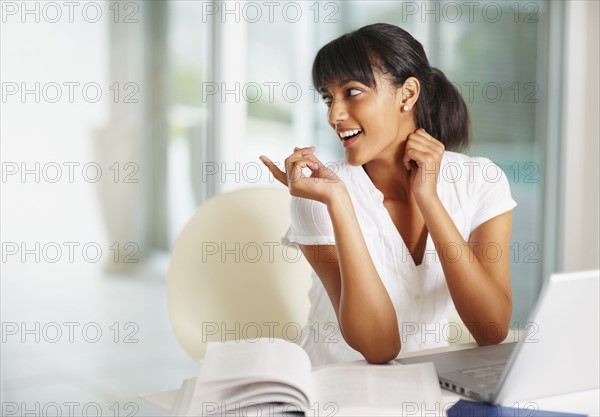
[397,269,600,404]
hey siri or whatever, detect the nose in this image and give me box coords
[327,98,348,126]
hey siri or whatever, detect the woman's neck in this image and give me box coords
[362,141,415,204]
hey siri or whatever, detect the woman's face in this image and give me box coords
[321,70,415,166]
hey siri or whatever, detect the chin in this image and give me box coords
[345,151,368,167]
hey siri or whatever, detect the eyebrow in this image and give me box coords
[319,79,359,94]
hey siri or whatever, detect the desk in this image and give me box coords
[141,338,600,416]
[400,341,600,417]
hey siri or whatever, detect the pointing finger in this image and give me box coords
[259,155,287,186]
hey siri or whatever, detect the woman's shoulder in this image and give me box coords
[439,151,515,215]
[441,151,516,231]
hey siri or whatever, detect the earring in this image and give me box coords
[402,105,410,112]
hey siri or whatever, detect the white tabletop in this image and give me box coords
[141,337,600,416]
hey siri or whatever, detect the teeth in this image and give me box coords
[339,129,362,139]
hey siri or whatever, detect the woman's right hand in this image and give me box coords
[259,146,346,205]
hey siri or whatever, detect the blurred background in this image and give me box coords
[1,1,598,415]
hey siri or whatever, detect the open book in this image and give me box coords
[173,338,443,416]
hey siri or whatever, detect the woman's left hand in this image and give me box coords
[402,128,445,203]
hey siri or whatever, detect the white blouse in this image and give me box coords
[282,151,517,366]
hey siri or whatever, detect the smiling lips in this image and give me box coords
[337,128,363,147]
[338,128,362,139]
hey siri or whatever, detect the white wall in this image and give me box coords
[561,1,600,271]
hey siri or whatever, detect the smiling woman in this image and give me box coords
[260,23,516,366]
[312,24,470,156]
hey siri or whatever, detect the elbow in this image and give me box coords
[476,332,507,346]
[473,319,511,346]
[339,310,401,364]
[361,338,401,365]
[469,302,512,346]
[342,325,401,364]
[364,349,400,365]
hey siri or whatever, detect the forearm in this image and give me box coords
[327,189,400,361]
[418,196,512,343]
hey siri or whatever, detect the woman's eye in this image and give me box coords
[321,88,360,106]
[348,88,362,96]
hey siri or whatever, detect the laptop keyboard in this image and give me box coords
[460,364,505,385]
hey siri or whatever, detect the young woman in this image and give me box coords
[260,23,516,366]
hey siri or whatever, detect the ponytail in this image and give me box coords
[417,67,471,151]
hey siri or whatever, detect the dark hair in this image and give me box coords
[312,23,470,151]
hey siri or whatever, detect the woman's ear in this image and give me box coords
[398,77,421,112]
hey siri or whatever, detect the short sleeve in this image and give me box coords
[470,158,517,232]
[281,196,335,245]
